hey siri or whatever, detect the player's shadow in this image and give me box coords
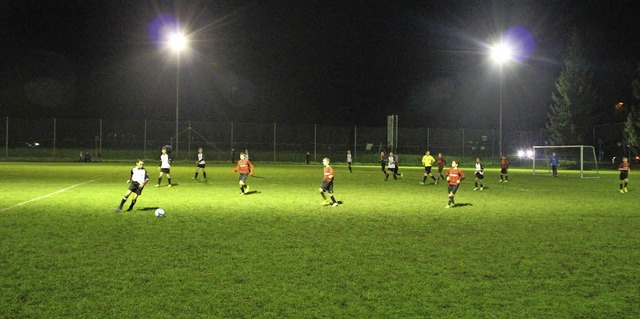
[245,190,260,195]
[454,203,473,207]
[140,207,161,211]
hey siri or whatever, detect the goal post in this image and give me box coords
[532,145,600,178]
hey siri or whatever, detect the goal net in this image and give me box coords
[532,145,600,178]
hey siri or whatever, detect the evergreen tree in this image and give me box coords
[624,63,640,152]
[546,30,598,145]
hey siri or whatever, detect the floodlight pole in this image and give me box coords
[175,51,180,159]
[499,63,503,158]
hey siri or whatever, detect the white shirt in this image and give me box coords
[388,156,397,169]
[160,154,171,169]
[197,153,205,165]
[347,153,352,163]
[130,167,149,184]
[475,162,483,174]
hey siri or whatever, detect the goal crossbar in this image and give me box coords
[532,145,600,178]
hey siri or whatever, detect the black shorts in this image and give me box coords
[197,163,205,168]
[501,168,508,174]
[620,172,629,180]
[239,173,249,183]
[320,180,334,193]
[424,166,433,174]
[128,182,144,195]
[475,172,484,179]
[160,168,171,174]
[447,184,459,194]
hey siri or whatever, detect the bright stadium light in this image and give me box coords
[490,40,513,158]
[168,32,187,52]
[490,42,513,64]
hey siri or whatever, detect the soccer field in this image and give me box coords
[0,162,637,318]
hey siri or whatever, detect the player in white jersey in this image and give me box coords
[155,147,172,187]
[193,147,207,180]
[346,150,353,173]
[387,152,398,180]
[474,157,484,190]
[115,159,149,212]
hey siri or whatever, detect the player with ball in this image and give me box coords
[115,159,149,212]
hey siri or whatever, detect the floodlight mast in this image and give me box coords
[490,42,513,158]
[167,31,187,159]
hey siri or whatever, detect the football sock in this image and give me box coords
[128,200,136,210]
[320,192,327,199]
[431,176,436,181]
[330,195,336,203]
[195,173,198,178]
[168,178,172,185]
[203,172,207,178]
[620,183,623,190]
[119,197,127,207]
[422,176,427,183]
[158,177,162,185]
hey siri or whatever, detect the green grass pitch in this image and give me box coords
[0,161,638,318]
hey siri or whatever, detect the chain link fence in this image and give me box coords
[0,117,623,164]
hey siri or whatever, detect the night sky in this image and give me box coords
[1,0,639,130]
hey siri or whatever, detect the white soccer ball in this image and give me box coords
[155,208,165,217]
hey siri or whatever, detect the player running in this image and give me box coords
[380,151,389,179]
[474,157,484,190]
[387,151,399,181]
[115,159,149,212]
[420,150,437,185]
[319,157,339,206]
[436,152,447,182]
[619,156,630,193]
[346,150,353,173]
[445,160,465,208]
[233,152,254,195]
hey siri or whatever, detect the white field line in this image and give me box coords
[0,178,103,213]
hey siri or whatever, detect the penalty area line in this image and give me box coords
[0,178,104,213]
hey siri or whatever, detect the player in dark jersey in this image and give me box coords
[233,152,254,195]
[115,159,149,212]
[380,151,389,180]
[445,160,465,208]
[193,147,207,180]
[619,157,630,193]
[499,156,509,182]
[319,157,339,206]
[436,152,447,181]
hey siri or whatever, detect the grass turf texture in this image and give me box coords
[0,162,638,318]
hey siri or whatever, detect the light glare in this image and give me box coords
[490,43,513,64]
[168,32,187,52]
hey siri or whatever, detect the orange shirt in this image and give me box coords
[323,165,334,182]
[234,159,253,175]
[501,158,509,169]
[446,167,465,185]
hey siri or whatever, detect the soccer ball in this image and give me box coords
[155,208,165,217]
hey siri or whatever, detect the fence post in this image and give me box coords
[5,117,8,159]
[427,127,430,150]
[353,125,357,163]
[230,121,234,151]
[144,120,147,159]
[314,124,317,163]
[99,119,103,161]
[461,128,464,160]
[53,118,57,160]
[273,122,277,162]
